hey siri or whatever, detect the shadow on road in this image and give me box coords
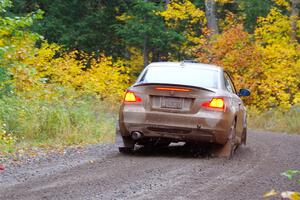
[120,142,253,160]
[130,143,215,159]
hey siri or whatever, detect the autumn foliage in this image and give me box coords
[1,0,300,150]
[195,9,300,110]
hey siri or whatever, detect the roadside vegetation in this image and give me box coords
[0,0,300,156]
[249,106,300,134]
[0,96,116,154]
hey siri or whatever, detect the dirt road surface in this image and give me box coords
[0,131,299,200]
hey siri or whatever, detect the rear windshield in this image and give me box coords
[138,67,219,89]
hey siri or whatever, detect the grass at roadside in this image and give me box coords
[248,106,300,134]
[1,95,299,157]
[0,95,117,155]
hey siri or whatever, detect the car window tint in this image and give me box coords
[139,67,219,89]
[224,73,235,93]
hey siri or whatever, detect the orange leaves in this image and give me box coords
[194,1,300,110]
[196,24,261,77]
[195,21,300,110]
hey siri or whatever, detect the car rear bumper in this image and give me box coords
[122,123,229,144]
[119,107,232,145]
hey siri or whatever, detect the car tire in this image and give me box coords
[242,127,247,145]
[119,136,135,153]
[118,147,134,154]
[227,121,237,159]
[215,120,237,159]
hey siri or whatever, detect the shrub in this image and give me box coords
[0,122,16,153]
[248,106,300,134]
[0,95,116,148]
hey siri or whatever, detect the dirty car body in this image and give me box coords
[117,62,250,157]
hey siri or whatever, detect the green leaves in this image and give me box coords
[0,0,12,13]
[0,0,43,97]
[114,0,186,61]
[281,170,300,184]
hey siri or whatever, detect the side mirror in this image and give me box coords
[238,89,250,97]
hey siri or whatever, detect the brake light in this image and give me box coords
[124,91,142,103]
[202,98,225,111]
[156,87,190,92]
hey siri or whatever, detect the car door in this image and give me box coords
[224,72,244,141]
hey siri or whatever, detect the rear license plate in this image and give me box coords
[161,97,182,109]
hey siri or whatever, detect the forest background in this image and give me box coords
[0,0,300,152]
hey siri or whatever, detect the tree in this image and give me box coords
[115,0,183,66]
[11,0,128,57]
[0,0,43,96]
[205,0,219,35]
[235,0,272,32]
[160,0,206,57]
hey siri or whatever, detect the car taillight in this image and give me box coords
[202,98,225,111]
[124,91,142,103]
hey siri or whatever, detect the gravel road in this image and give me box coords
[0,131,299,200]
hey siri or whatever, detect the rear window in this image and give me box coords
[138,67,219,89]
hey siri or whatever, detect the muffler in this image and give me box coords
[131,131,143,140]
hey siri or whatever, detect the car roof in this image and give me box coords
[147,62,223,71]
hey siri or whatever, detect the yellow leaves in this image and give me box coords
[125,47,144,75]
[161,0,206,27]
[0,13,131,103]
[255,8,291,45]
[0,123,16,146]
[264,189,278,198]
[293,93,300,105]
[217,0,234,3]
[0,21,131,103]
[160,0,206,55]
[255,9,300,108]
[81,56,131,102]
[0,39,4,46]
[12,43,131,102]
[272,0,290,10]
[116,14,133,22]
[161,0,205,25]
[264,189,300,200]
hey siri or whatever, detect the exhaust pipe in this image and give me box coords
[131,131,143,140]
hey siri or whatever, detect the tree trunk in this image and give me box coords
[290,0,299,43]
[143,0,149,67]
[143,35,149,67]
[205,0,219,36]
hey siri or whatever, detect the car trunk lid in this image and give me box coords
[132,83,216,114]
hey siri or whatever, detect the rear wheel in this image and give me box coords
[118,136,135,154]
[214,121,237,159]
[242,127,247,145]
